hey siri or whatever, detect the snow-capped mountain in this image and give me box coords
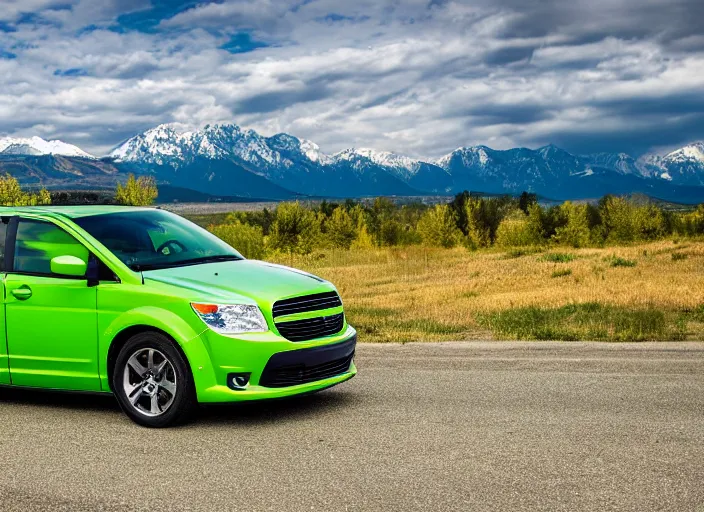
[3,123,704,201]
[664,142,704,164]
[434,143,704,199]
[110,123,704,199]
[583,153,644,176]
[635,142,704,185]
[337,148,420,179]
[110,124,440,197]
[111,124,303,169]
[111,125,428,179]
[0,136,95,158]
[436,144,588,194]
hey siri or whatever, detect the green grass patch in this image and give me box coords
[502,247,542,259]
[346,305,470,341]
[676,305,704,323]
[476,302,683,341]
[542,252,576,263]
[606,256,637,268]
[393,319,468,335]
[651,244,691,255]
[671,252,688,261]
[551,269,573,278]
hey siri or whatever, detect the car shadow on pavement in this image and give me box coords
[196,389,359,427]
[0,387,120,412]
[0,386,360,426]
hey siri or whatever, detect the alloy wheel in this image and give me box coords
[122,348,177,417]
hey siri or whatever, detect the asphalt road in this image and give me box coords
[0,341,703,511]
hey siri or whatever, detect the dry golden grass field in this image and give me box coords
[268,240,704,342]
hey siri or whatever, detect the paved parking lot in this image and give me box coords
[0,341,702,511]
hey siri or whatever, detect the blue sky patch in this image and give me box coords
[116,0,218,33]
[220,32,269,54]
[318,13,371,24]
[0,21,17,33]
[54,68,88,77]
[318,12,370,23]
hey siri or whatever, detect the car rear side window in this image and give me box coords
[14,219,89,276]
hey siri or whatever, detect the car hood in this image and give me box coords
[142,259,334,306]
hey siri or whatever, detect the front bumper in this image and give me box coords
[193,326,357,403]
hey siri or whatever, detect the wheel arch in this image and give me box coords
[100,307,216,395]
[106,325,191,392]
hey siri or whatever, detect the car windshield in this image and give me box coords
[74,209,243,271]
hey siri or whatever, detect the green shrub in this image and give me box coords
[224,208,275,235]
[542,252,576,263]
[351,212,374,249]
[551,269,573,278]
[553,201,591,248]
[495,209,543,247]
[209,221,266,259]
[417,204,462,248]
[452,193,518,244]
[672,252,688,261]
[0,174,51,206]
[599,196,666,243]
[503,247,542,259]
[607,256,637,268]
[269,201,321,255]
[463,197,491,248]
[115,174,158,206]
[325,206,357,249]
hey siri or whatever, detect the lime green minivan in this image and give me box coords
[0,206,356,427]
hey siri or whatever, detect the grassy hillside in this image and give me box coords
[267,241,704,342]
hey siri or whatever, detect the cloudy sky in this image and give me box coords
[0,0,703,159]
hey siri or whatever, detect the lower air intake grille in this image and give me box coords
[259,336,356,388]
[275,313,344,342]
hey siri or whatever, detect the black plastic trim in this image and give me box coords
[4,215,18,272]
[275,312,345,342]
[272,291,342,318]
[259,334,356,388]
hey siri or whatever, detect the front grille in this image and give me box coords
[259,336,356,388]
[275,313,344,342]
[272,291,342,318]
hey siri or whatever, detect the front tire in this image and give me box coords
[112,332,196,428]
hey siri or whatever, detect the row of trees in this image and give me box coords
[208,193,704,258]
[2,171,703,257]
[0,173,157,207]
[409,192,696,249]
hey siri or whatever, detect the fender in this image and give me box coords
[98,306,216,393]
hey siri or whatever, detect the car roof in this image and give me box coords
[0,205,157,219]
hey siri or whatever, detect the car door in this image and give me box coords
[4,216,100,391]
[0,217,9,385]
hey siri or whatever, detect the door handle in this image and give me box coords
[11,286,32,300]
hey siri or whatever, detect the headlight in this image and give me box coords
[191,303,268,335]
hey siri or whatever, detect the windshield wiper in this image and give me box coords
[131,255,242,272]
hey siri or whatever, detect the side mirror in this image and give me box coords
[50,255,87,277]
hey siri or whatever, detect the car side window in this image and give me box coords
[14,219,89,277]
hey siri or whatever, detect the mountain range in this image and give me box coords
[2,126,704,202]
